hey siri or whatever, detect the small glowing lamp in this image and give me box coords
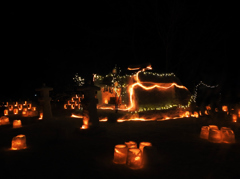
[232,114,237,123]
[11,134,27,150]
[9,105,13,111]
[23,108,28,112]
[13,108,18,115]
[125,141,137,148]
[18,104,23,111]
[221,127,235,143]
[200,126,209,139]
[205,110,209,115]
[113,144,128,164]
[64,104,68,109]
[208,128,222,143]
[71,104,75,109]
[139,142,152,154]
[206,106,211,110]
[13,120,22,128]
[80,125,88,129]
[39,113,43,120]
[127,148,143,169]
[14,102,18,107]
[104,99,108,104]
[0,116,10,125]
[209,125,218,130]
[23,101,27,106]
[222,105,228,112]
[32,107,36,111]
[4,109,8,116]
[27,103,32,110]
[193,111,199,118]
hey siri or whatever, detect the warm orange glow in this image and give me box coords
[208,128,222,143]
[80,124,88,129]
[113,144,128,164]
[200,126,209,139]
[14,102,18,107]
[22,111,27,116]
[32,107,36,111]
[206,105,211,110]
[232,114,237,123]
[64,104,68,109]
[125,141,137,148]
[18,104,23,111]
[205,110,209,115]
[104,99,108,104]
[98,106,115,110]
[222,105,228,112]
[124,68,188,111]
[127,148,143,169]
[193,111,199,118]
[99,117,108,122]
[117,117,155,122]
[139,142,152,154]
[27,103,32,110]
[71,114,83,118]
[9,105,13,111]
[0,116,10,125]
[23,101,27,106]
[215,108,219,112]
[39,113,43,120]
[71,97,74,102]
[71,104,75,109]
[11,134,27,150]
[13,108,18,115]
[128,67,140,70]
[23,108,28,112]
[209,125,219,130]
[13,120,22,128]
[68,100,71,105]
[4,109,8,116]
[80,116,89,129]
[221,127,235,143]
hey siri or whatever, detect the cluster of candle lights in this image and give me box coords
[113,141,152,169]
[200,125,235,143]
[4,101,38,117]
[64,95,82,110]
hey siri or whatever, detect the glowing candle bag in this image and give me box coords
[125,141,137,148]
[200,126,209,139]
[13,120,22,128]
[11,134,27,150]
[113,144,128,164]
[208,128,222,143]
[139,142,152,154]
[221,127,235,143]
[127,148,143,169]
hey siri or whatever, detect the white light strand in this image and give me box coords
[191,81,219,103]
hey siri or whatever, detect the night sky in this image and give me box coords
[1,1,238,101]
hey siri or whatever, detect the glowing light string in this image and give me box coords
[190,81,219,103]
[122,67,189,111]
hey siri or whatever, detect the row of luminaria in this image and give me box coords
[200,125,235,143]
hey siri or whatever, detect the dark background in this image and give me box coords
[1,1,238,102]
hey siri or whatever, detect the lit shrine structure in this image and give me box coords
[93,65,191,111]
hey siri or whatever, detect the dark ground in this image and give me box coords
[0,110,240,179]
